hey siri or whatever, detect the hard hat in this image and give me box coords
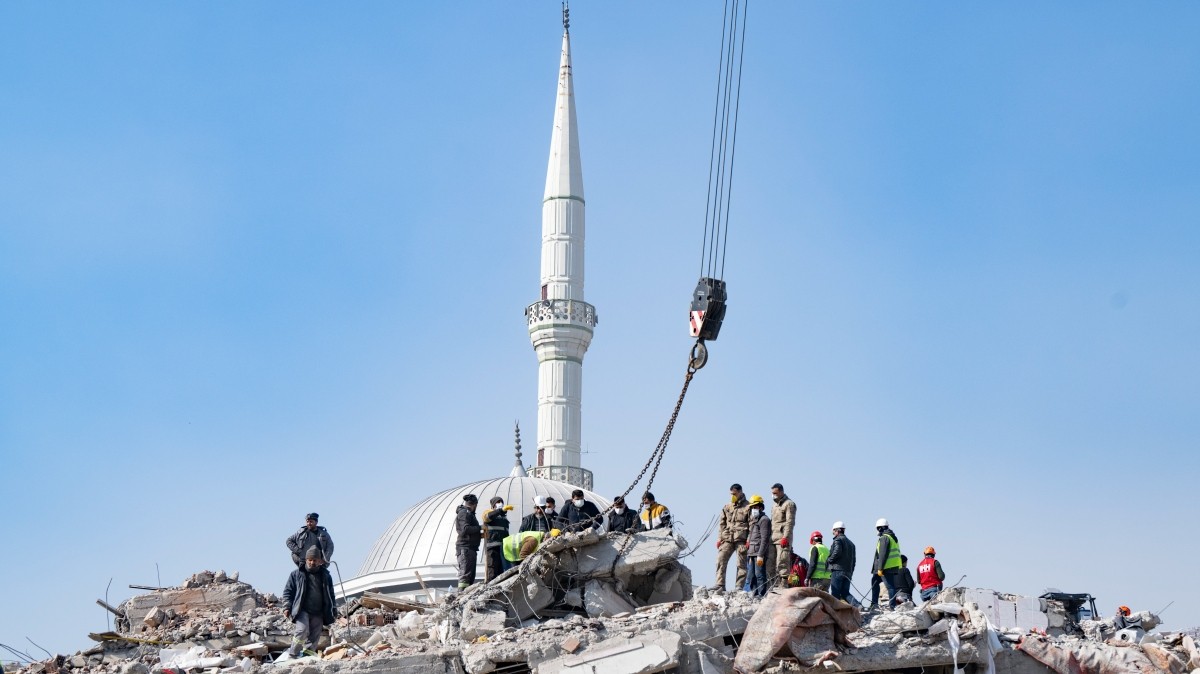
[924,546,936,556]
[550,528,562,537]
[749,494,764,505]
[875,518,889,528]
[809,531,823,544]
[832,521,845,530]
[1118,605,1131,616]
[534,495,548,507]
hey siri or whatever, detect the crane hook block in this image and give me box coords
[688,277,727,341]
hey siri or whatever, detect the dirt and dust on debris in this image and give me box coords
[7,529,1199,674]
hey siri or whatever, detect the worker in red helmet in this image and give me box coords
[1113,605,1134,630]
[807,530,832,591]
[917,546,945,602]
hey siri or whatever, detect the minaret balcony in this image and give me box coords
[529,465,594,491]
[525,299,598,329]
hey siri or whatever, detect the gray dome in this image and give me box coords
[341,475,609,599]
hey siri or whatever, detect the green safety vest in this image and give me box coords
[502,531,544,562]
[879,533,902,570]
[809,543,831,579]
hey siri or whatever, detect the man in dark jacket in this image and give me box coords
[520,496,553,533]
[286,513,334,567]
[894,555,916,605]
[282,546,337,657]
[455,494,482,589]
[481,496,513,581]
[606,495,641,533]
[544,496,569,530]
[559,489,602,532]
[827,521,856,603]
[744,495,770,596]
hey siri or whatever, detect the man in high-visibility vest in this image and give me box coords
[869,518,902,611]
[806,530,832,591]
[502,530,550,565]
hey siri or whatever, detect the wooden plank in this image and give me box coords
[359,591,426,613]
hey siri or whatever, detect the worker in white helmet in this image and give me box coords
[870,518,903,610]
[519,495,553,533]
[827,521,856,602]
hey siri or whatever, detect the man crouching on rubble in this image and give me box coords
[282,546,337,657]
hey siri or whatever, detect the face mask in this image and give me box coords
[495,502,504,509]
[573,499,584,507]
[613,506,625,514]
[731,494,739,503]
[751,510,761,518]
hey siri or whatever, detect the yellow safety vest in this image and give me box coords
[809,543,831,579]
[880,533,901,570]
[502,531,544,562]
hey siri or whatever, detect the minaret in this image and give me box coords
[525,6,596,491]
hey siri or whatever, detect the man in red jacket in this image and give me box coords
[917,546,945,603]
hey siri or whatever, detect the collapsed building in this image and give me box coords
[9,528,1199,674]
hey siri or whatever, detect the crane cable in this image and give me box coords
[700,0,750,282]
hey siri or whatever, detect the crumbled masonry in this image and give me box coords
[10,532,1200,674]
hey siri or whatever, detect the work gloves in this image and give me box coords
[503,505,514,511]
[779,538,788,547]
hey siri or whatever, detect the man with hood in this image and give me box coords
[282,546,337,657]
[455,494,482,589]
[715,483,751,591]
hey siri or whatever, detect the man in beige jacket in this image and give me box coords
[770,483,797,586]
[714,483,751,591]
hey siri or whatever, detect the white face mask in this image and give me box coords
[573,499,584,507]
[613,506,625,514]
[495,502,504,509]
[751,509,762,518]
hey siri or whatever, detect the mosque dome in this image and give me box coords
[338,472,611,602]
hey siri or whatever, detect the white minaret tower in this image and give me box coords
[525,8,595,491]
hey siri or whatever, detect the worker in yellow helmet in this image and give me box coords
[743,495,770,596]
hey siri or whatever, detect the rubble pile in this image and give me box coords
[9,535,1199,674]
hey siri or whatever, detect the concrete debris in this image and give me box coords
[8,549,1198,674]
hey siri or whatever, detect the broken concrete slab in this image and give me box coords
[460,608,508,641]
[584,579,637,617]
[535,629,682,674]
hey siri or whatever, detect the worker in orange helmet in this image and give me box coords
[916,546,946,602]
[1114,605,1134,630]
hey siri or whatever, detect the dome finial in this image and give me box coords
[510,421,528,477]
[562,1,570,34]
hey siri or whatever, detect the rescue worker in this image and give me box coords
[827,521,856,603]
[640,492,671,530]
[559,488,602,532]
[502,530,547,566]
[917,546,945,602]
[769,483,796,586]
[519,496,552,533]
[715,483,751,591]
[454,494,482,589]
[481,496,514,581]
[281,546,337,657]
[1113,605,1133,630]
[607,495,641,533]
[895,555,916,605]
[807,530,832,591]
[869,518,902,610]
[285,513,334,568]
[743,495,770,596]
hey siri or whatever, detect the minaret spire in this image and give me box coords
[524,10,595,491]
[509,421,528,478]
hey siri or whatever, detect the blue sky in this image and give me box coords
[2,2,1198,657]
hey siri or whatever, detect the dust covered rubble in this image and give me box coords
[10,533,1200,674]
[732,585,1200,674]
